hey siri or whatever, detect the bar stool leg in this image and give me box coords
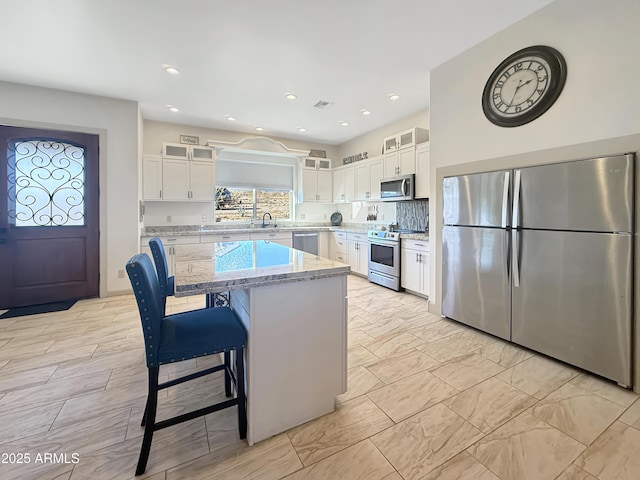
[236,347,247,439]
[136,366,159,476]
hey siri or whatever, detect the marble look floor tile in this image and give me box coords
[348,345,379,368]
[48,349,145,383]
[287,395,394,466]
[360,318,412,338]
[0,401,64,444]
[0,340,55,361]
[282,439,399,480]
[166,433,301,480]
[337,366,385,403]
[420,451,499,480]
[0,344,98,375]
[530,382,625,445]
[496,355,578,399]
[416,329,496,363]
[363,330,425,358]
[0,364,57,393]
[556,464,598,480]
[444,377,536,434]
[204,406,249,460]
[365,349,439,385]
[478,340,534,368]
[71,418,209,480]
[368,370,457,422]
[569,373,638,408]
[349,314,373,330]
[0,369,111,413]
[469,411,584,480]
[430,353,504,390]
[0,325,48,340]
[408,320,466,343]
[619,397,640,428]
[402,311,442,328]
[575,421,640,480]
[348,328,375,347]
[371,403,483,480]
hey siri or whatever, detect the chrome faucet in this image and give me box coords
[261,212,272,228]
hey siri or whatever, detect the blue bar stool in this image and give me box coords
[126,253,247,475]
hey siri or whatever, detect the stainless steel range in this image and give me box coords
[367,230,401,291]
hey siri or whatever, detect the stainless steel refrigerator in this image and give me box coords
[442,154,633,386]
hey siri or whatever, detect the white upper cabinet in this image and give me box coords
[301,158,333,202]
[333,165,354,203]
[162,142,214,161]
[384,147,416,178]
[354,157,384,201]
[143,142,216,201]
[415,143,430,199]
[383,127,429,153]
[142,154,163,200]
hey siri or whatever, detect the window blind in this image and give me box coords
[216,158,295,190]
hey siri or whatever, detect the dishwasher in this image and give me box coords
[292,231,319,255]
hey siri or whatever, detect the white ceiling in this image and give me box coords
[0,0,554,145]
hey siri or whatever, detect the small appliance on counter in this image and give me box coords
[330,212,342,226]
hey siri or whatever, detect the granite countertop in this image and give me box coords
[172,240,350,296]
[141,224,428,241]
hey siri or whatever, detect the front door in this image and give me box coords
[0,126,100,308]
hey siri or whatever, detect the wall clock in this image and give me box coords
[482,45,567,127]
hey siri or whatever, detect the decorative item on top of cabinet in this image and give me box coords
[301,158,333,203]
[414,143,430,199]
[400,239,429,298]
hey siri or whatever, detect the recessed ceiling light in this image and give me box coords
[166,105,179,112]
[255,127,264,131]
[339,121,349,127]
[297,127,306,132]
[226,115,236,121]
[285,93,297,100]
[361,109,372,115]
[388,93,401,101]
[162,64,180,75]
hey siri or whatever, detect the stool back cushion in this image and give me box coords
[148,237,170,304]
[126,253,164,368]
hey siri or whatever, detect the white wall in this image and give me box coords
[0,80,140,296]
[336,108,429,167]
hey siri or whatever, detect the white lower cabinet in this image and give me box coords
[401,239,429,297]
[346,232,368,276]
[250,232,292,247]
[330,231,347,263]
[141,235,201,277]
[200,233,252,243]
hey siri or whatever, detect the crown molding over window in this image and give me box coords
[207,136,309,158]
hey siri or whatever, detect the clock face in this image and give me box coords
[482,46,566,127]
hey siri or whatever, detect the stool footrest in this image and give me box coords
[153,398,238,431]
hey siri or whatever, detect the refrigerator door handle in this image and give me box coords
[512,170,521,228]
[513,229,521,287]
[503,230,510,283]
[501,171,510,228]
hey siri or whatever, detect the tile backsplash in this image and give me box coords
[396,199,429,232]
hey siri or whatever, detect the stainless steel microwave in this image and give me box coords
[380,174,414,201]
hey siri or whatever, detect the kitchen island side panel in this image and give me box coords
[230,274,347,445]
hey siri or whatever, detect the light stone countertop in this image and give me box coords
[172,240,350,296]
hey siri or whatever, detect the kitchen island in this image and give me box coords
[172,240,350,445]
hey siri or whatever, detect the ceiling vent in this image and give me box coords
[313,100,332,109]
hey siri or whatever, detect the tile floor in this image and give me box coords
[1,275,639,479]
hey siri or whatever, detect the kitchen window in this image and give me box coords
[215,186,292,222]
[215,157,295,222]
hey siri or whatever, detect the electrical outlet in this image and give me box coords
[118,269,125,279]
[202,215,207,222]
[166,215,172,222]
[300,213,306,220]
[382,213,385,220]
[324,213,327,219]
